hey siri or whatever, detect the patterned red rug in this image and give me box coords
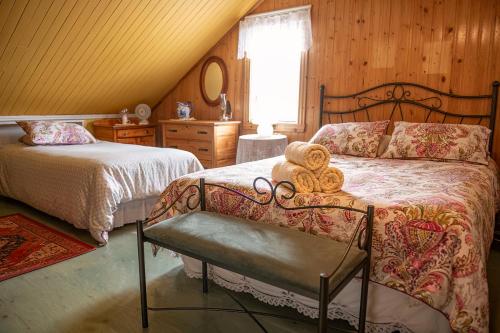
[0,213,95,282]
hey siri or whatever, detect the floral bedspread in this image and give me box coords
[149,155,499,333]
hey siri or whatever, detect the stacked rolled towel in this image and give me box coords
[272,161,320,193]
[272,141,344,193]
[315,166,344,193]
[284,141,330,172]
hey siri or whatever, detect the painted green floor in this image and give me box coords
[0,197,499,333]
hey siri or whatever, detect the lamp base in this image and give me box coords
[257,123,274,137]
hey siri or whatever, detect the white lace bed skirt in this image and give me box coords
[182,256,451,333]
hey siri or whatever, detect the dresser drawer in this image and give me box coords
[117,128,154,138]
[137,136,155,146]
[163,124,213,141]
[116,138,138,144]
[165,139,212,159]
[164,139,191,151]
[161,120,240,169]
[190,141,212,159]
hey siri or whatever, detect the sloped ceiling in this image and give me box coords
[0,0,259,116]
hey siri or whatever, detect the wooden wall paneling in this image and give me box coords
[457,0,482,120]
[73,0,195,112]
[15,0,93,114]
[52,0,152,114]
[154,0,500,164]
[0,0,259,115]
[385,0,412,131]
[0,0,74,113]
[423,0,447,124]
[473,0,492,127]
[0,0,47,94]
[23,0,98,114]
[53,0,158,113]
[0,0,37,64]
[4,0,123,114]
[100,0,223,109]
[493,0,499,160]
[0,0,29,56]
[23,0,119,114]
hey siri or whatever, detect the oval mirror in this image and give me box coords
[200,56,228,106]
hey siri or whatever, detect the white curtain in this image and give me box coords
[237,6,313,60]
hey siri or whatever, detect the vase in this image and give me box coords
[176,102,192,119]
[219,94,232,121]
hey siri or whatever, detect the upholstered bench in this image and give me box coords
[136,177,374,333]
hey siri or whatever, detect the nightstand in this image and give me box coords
[160,119,240,169]
[236,134,288,164]
[92,119,156,147]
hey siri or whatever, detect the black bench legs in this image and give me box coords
[358,259,370,333]
[318,204,374,333]
[202,261,208,293]
[318,274,329,333]
[317,260,370,333]
[137,219,149,328]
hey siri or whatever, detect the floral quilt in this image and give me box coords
[149,155,499,333]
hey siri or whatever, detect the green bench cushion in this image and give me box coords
[144,211,367,300]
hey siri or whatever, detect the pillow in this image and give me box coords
[377,135,392,157]
[380,121,491,165]
[17,121,96,145]
[310,121,389,158]
[18,135,36,146]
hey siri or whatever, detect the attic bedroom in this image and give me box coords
[0,1,499,332]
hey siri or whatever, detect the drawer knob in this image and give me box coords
[197,130,208,135]
[198,148,209,152]
[168,129,178,132]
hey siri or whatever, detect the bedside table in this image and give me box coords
[92,119,156,147]
[236,134,288,164]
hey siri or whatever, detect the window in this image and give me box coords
[237,6,312,132]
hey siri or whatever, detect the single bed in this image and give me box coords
[0,140,203,244]
[147,81,499,333]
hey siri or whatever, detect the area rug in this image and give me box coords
[0,213,95,282]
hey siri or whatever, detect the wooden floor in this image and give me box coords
[0,196,499,333]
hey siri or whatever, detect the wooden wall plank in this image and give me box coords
[0,0,260,115]
[154,0,500,164]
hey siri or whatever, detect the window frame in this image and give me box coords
[242,51,308,133]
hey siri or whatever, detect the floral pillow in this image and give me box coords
[380,121,491,165]
[310,120,389,158]
[17,121,96,145]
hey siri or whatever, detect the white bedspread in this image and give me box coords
[0,142,203,244]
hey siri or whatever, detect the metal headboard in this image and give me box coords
[319,81,499,152]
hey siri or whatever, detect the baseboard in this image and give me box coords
[0,114,124,125]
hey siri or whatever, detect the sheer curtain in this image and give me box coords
[237,6,312,127]
[237,6,312,60]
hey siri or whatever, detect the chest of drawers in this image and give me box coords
[160,120,240,169]
[92,119,156,147]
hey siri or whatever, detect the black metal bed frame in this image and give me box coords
[319,81,499,152]
[137,177,375,333]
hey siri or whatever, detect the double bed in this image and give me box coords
[147,82,499,332]
[0,139,202,244]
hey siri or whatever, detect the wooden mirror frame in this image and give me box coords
[200,56,228,106]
